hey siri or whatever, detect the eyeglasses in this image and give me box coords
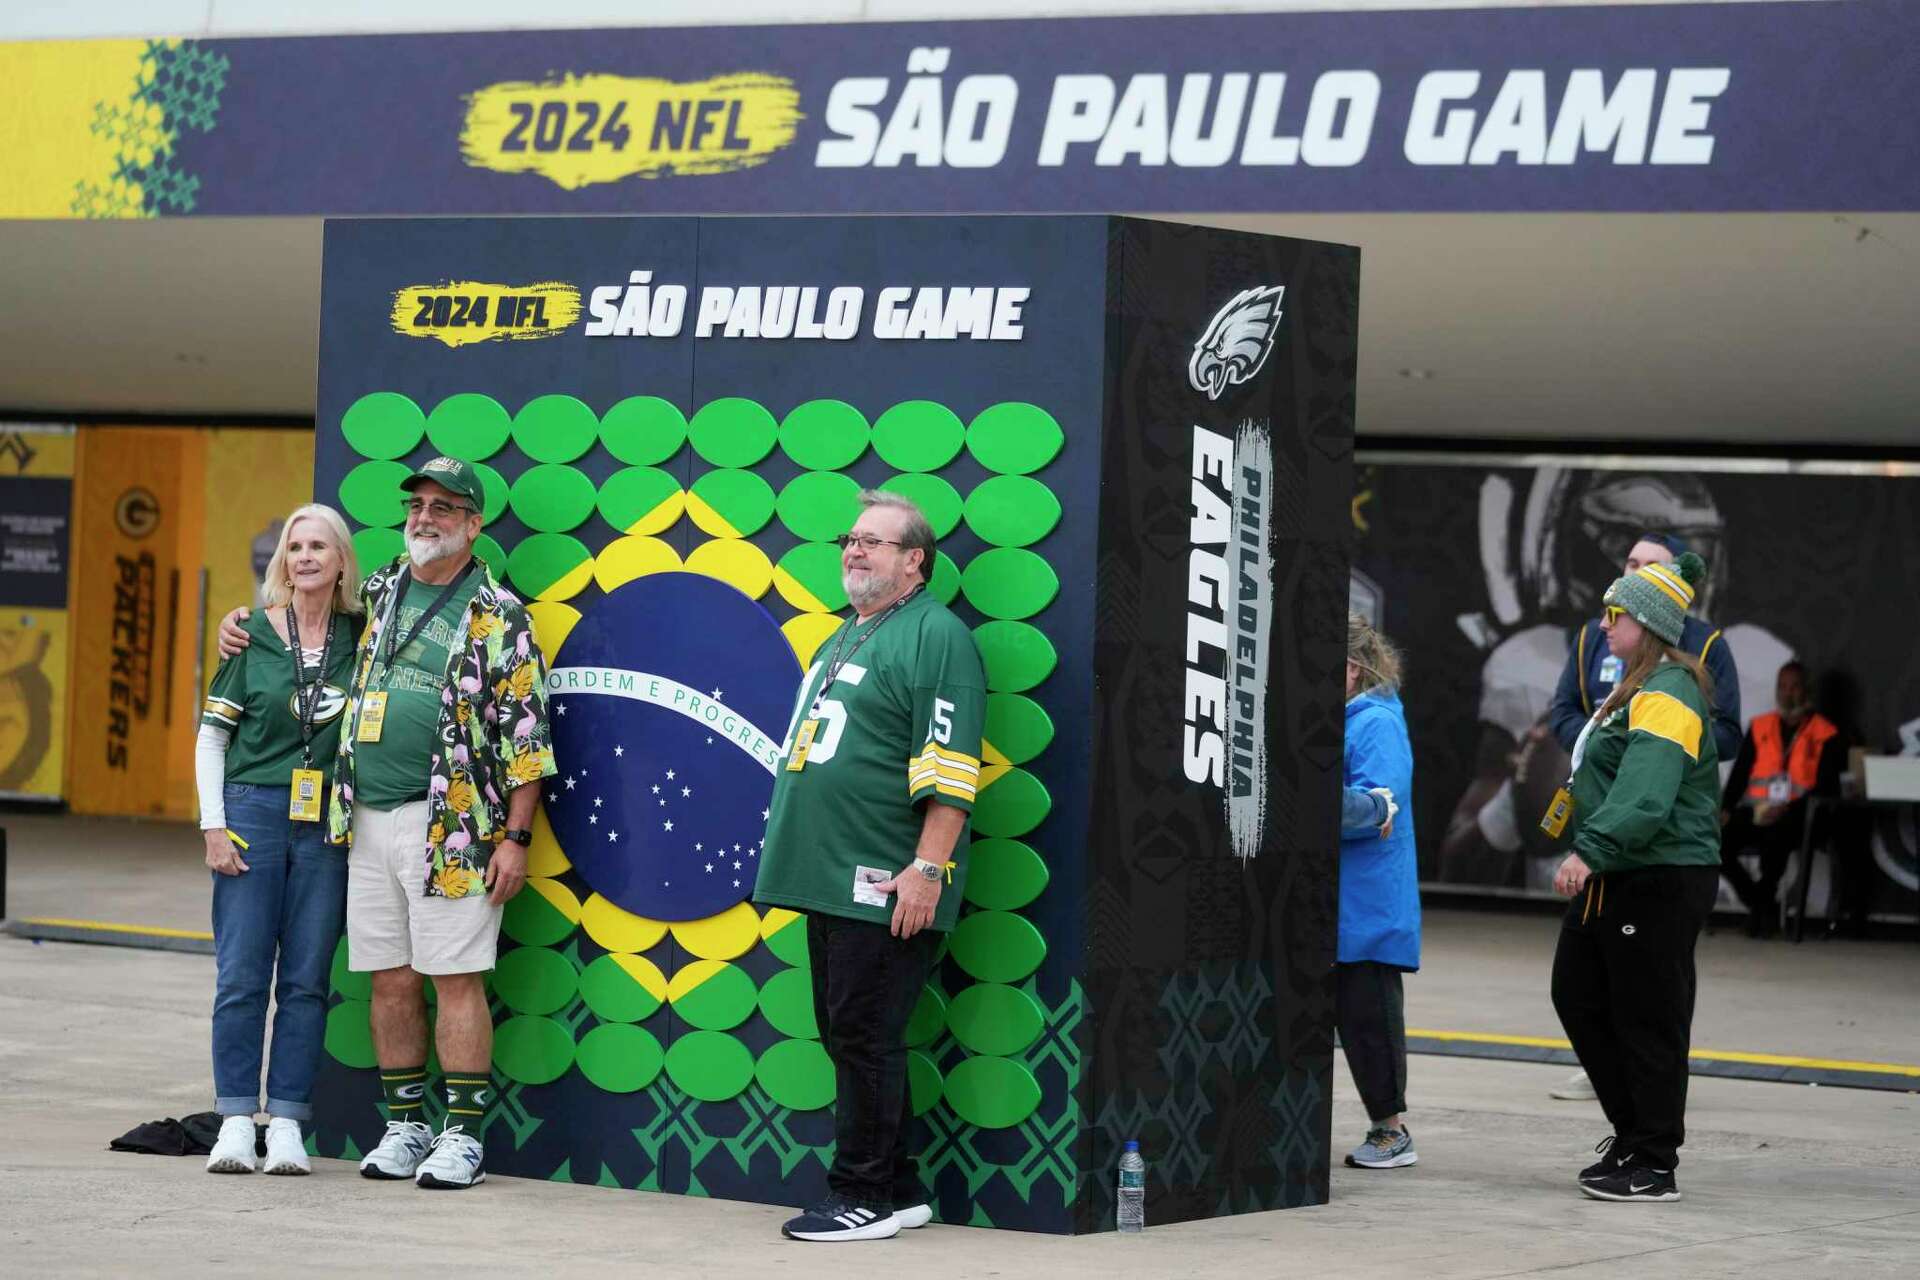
[1603,605,1629,625]
[835,533,904,552]
[406,498,473,519]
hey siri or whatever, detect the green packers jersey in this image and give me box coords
[201,611,357,785]
[352,573,482,810]
[754,589,986,931]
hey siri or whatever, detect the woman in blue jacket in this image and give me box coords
[1338,612,1422,1170]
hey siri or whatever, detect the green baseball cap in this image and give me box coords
[400,455,484,511]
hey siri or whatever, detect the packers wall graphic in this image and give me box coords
[309,215,1357,1231]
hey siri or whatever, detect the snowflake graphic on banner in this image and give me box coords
[544,573,802,921]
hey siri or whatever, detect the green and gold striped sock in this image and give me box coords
[379,1066,428,1118]
[443,1073,493,1126]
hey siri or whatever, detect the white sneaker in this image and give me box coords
[206,1114,258,1174]
[894,1203,933,1229]
[415,1124,486,1190]
[1552,1070,1599,1101]
[262,1117,310,1175]
[359,1118,434,1180]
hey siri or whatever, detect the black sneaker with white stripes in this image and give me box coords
[1580,1162,1680,1202]
[1579,1135,1630,1183]
[782,1196,901,1241]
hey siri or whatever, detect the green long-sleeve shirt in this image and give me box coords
[1570,662,1722,874]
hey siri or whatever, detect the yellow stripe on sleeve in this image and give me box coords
[1628,688,1703,760]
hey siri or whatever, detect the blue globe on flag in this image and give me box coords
[544,572,802,921]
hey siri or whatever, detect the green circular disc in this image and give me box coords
[880,474,963,539]
[985,694,1054,764]
[779,399,869,470]
[774,543,848,613]
[756,1038,836,1111]
[324,999,375,1068]
[965,475,1062,547]
[351,526,404,576]
[908,1050,943,1116]
[973,621,1057,693]
[502,882,578,947]
[905,985,948,1048]
[472,532,507,575]
[507,532,592,601]
[601,396,687,465]
[338,460,412,528]
[329,937,371,1001]
[425,393,512,460]
[964,838,1051,912]
[946,982,1046,1057]
[664,1030,755,1102]
[578,953,664,1023]
[961,548,1058,620]
[763,913,808,967]
[688,397,777,468]
[510,464,597,533]
[972,767,1051,839]
[944,1055,1042,1129]
[575,1024,663,1093]
[967,403,1064,476]
[342,392,425,460]
[949,909,1047,983]
[777,471,862,543]
[872,401,964,472]
[473,461,508,524]
[494,1015,576,1085]
[689,469,776,538]
[757,967,818,1039]
[929,551,960,606]
[491,945,579,1017]
[597,466,683,536]
[669,961,757,1032]
[512,393,598,464]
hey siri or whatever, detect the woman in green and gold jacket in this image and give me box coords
[1549,552,1721,1205]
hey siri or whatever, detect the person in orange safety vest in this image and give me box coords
[1719,661,1843,937]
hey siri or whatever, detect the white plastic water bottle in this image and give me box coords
[1116,1139,1146,1233]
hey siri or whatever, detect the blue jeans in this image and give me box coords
[210,782,348,1120]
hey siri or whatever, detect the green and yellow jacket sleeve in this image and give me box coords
[1573,677,1707,872]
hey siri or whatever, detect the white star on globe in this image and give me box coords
[666,769,676,780]
[681,786,691,797]
[695,842,703,851]
[732,879,740,888]
[711,688,724,699]
[608,830,619,843]
[664,820,674,832]
[593,796,602,808]
[651,785,660,794]
[556,703,567,716]
[564,777,576,790]
[613,744,624,757]
[732,860,741,871]
[588,814,597,825]
[705,863,713,873]
[761,808,769,820]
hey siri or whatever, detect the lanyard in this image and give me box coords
[286,605,338,768]
[809,585,921,716]
[376,560,477,677]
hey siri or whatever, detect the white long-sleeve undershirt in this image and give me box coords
[196,722,232,831]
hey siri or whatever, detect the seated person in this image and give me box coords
[1720,661,1843,936]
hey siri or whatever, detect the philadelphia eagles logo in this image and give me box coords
[1188,285,1286,401]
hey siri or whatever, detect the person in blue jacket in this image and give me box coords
[1338,612,1421,1170]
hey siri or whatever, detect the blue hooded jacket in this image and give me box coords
[1340,689,1421,971]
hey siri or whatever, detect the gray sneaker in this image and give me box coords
[1345,1125,1417,1169]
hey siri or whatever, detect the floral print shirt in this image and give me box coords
[327,556,557,897]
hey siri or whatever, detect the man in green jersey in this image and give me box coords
[756,491,986,1243]
[219,456,555,1191]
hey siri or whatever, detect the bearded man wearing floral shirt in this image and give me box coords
[218,455,554,1190]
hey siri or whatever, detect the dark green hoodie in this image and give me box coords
[1570,662,1722,874]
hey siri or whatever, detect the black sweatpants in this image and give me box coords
[1551,865,1719,1170]
[1334,961,1408,1123]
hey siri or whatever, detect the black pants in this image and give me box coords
[1551,865,1718,1170]
[1334,961,1408,1123]
[1719,806,1804,917]
[807,912,940,1209]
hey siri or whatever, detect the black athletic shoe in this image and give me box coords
[781,1196,901,1241]
[1580,1163,1680,1202]
[1579,1135,1630,1183]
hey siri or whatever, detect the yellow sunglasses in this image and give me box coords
[1603,605,1630,625]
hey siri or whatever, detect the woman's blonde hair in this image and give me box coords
[1347,611,1404,696]
[1595,626,1712,723]
[261,503,364,614]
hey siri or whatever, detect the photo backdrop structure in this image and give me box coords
[310,215,1357,1231]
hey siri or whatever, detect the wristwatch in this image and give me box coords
[503,828,534,847]
[911,857,947,882]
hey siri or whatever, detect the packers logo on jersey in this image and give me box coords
[287,684,349,725]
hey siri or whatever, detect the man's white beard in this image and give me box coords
[844,567,901,613]
[408,532,466,568]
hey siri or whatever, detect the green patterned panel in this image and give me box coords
[425,393,512,460]
[944,1055,1042,1129]
[871,400,964,471]
[689,469,776,538]
[510,464,598,533]
[502,880,580,947]
[984,694,1054,763]
[338,460,411,528]
[949,910,1047,983]
[905,986,948,1048]
[755,1039,836,1111]
[946,982,1046,1056]
[664,1030,755,1102]
[961,548,1059,620]
[329,938,370,1001]
[493,1015,575,1085]
[908,1050,943,1117]
[576,1024,663,1093]
[777,471,862,542]
[351,527,404,576]
[757,967,818,1039]
[323,999,375,1068]
[507,533,593,602]
[491,945,579,1016]
[880,473,963,539]
[762,912,808,967]
[967,402,1064,475]
[773,543,848,613]
[600,395,687,465]
[473,533,507,575]
[779,399,869,470]
[964,475,1062,547]
[688,397,778,467]
[341,392,425,460]
[667,960,758,1032]
[929,551,960,606]
[597,466,684,536]
[972,621,1057,693]
[963,838,1050,911]
[578,953,664,1023]
[972,767,1050,839]
[512,393,599,464]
